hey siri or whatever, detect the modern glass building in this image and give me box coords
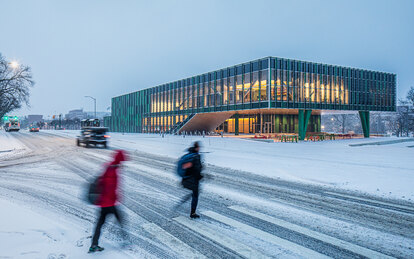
[104,57,396,139]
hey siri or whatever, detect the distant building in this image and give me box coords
[27,115,43,124]
[65,109,87,120]
[65,109,110,120]
[85,112,111,119]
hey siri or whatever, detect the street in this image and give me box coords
[0,131,413,258]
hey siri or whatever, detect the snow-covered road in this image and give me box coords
[0,131,413,258]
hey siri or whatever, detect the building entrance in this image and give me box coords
[219,112,320,135]
[263,122,272,134]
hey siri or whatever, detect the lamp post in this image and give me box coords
[85,96,96,118]
[8,61,19,69]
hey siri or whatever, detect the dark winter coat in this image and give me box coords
[182,147,203,191]
[96,150,127,207]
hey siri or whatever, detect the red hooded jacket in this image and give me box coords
[96,150,127,207]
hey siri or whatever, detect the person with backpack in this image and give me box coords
[176,141,203,218]
[89,149,127,253]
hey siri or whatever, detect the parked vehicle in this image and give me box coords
[77,119,109,148]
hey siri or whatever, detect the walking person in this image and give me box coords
[176,141,203,218]
[89,149,127,253]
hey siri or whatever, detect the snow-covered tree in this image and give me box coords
[0,53,34,118]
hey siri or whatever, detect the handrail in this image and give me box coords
[168,113,196,134]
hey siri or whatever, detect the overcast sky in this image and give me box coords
[1,0,413,117]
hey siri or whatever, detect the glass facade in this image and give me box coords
[216,113,320,134]
[105,57,396,133]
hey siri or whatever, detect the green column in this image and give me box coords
[359,111,370,138]
[304,110,311,132]
[298,109,312,140]
[235,114,239,135]
[298,110,304,139]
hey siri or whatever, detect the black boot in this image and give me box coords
[190,213,200,218]
[190,209,200,219]
[88,245,104,253]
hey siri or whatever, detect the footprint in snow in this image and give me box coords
[47,253,66,259]
[76,235,92,247]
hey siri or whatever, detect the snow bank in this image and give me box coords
[0,131,27,159]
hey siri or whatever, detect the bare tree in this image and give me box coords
[393,98,412,137]
[332,114,361,134]
[322,113,361,134]
[332,114,348,134]
[370,112,386,134]
[406,86,414,106]
[406,88,414,135]
[385,115,399,136]
[0,53,34,118]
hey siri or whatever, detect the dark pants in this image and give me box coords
[182,179,200,214]
[92,206,123,246]
[190,187,199,213]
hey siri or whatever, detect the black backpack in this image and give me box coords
[86,176,102,205]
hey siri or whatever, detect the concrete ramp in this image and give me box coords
[179,111,235,133]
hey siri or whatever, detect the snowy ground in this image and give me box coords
[0,130,413,258]
[0,131,27,159]
[0,199,131,259]
[51,130,414,201]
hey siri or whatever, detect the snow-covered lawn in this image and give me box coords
[50,130,414,201]
[0,198,130,259]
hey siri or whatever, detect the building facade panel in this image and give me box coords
[107,57,396,134]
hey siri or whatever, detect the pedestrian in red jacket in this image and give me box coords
[89,149,127,253]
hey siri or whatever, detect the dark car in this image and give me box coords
[77,119,109,148]
[29,126,39,132]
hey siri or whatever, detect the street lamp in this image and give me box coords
[85,96,96,118]
[8,61,19,69]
